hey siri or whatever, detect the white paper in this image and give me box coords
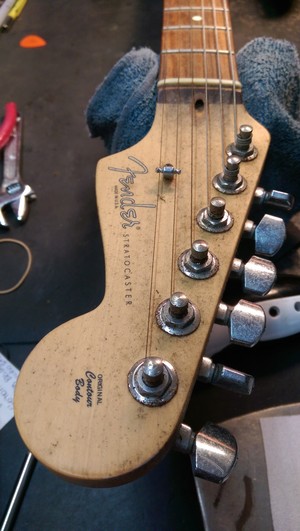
[0,352,19,430]
[260,415,300,531]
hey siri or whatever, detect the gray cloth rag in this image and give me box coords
[86,38,300,217]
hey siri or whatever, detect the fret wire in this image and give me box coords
[164,6,229,11]
[163,25,230,30]
[161,48,234,54]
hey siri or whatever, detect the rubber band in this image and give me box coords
[0,238,32,294]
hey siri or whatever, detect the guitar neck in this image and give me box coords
[159,0,240,89]
[14,0,272,488]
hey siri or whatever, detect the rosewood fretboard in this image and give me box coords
[158,0,240,89]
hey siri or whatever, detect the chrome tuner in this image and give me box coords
[231,255,276,296]
[156,163,181,180]
[178,240,219,279]
[254,187,294,211]
[175,423,238,484]
[243,214,286,256]
[198,357,254,395]
[226,124,258,161]
[128,356,178,406]
[197,197,233,233]
[213,155,247,194]
[156,292,200,336]
[216,299,265,347]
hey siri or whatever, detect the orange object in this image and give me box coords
[19,35,47,48]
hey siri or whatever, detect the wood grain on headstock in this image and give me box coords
[14,0,270,486]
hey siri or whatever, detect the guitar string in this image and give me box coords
[201,0,210,209]
[190,0,196,248]
[212,0,225,173]
[170,1,182,296]
[145,3,168,358]
[223,0,237,138]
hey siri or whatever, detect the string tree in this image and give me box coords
[156,163,181,181]
[226,124,258,161]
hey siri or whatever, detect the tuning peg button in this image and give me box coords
[254,187,294,211]
[198,356,254,395]
[175,423,237,484]
[244,214,286,256]
[231,255,276,296]
[216,299,265,347]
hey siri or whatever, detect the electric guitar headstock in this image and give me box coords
[14,0,292,487]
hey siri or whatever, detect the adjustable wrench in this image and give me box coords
[0,114,36,227]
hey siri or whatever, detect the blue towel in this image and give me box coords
[86,38,300,217]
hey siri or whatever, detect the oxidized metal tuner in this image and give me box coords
[128,356,178,406]
[197,197,233,233]
[226,124,258,161]
[213,155,247,194]
[156,292,200,336]
[178,240,219,279]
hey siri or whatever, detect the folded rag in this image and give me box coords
[86,38,300,217]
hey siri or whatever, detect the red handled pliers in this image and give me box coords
[0,102,17,150]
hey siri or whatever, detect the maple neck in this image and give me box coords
[158,0,240,90]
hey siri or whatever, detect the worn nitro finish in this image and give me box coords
[14,0,270,487]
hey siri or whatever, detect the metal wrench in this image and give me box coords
[0,114,36,227]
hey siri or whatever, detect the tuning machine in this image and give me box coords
[198,356,254,395]
[175,422,237,484]
[243,214,286,256]
[226,124,257,161]
[231,255,276,296]
[254,187,294,211]
[215,299,265,347]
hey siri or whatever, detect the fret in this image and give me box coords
[159,0,239,90]
[163,25,229,31]
[164,7,229,11]
[161,49,234,55]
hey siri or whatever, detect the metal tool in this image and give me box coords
[0,112,36,227]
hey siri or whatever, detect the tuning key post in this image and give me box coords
[175,422,238,484]
[213,155,247,194]
[198,356,254,395]
[128,356,178,406]
[254,187,294,211]
[226,124,258,161]
[244,214,286,256]
[156,292,201,336]
[178,240,219,279]
[197,197,233,233]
